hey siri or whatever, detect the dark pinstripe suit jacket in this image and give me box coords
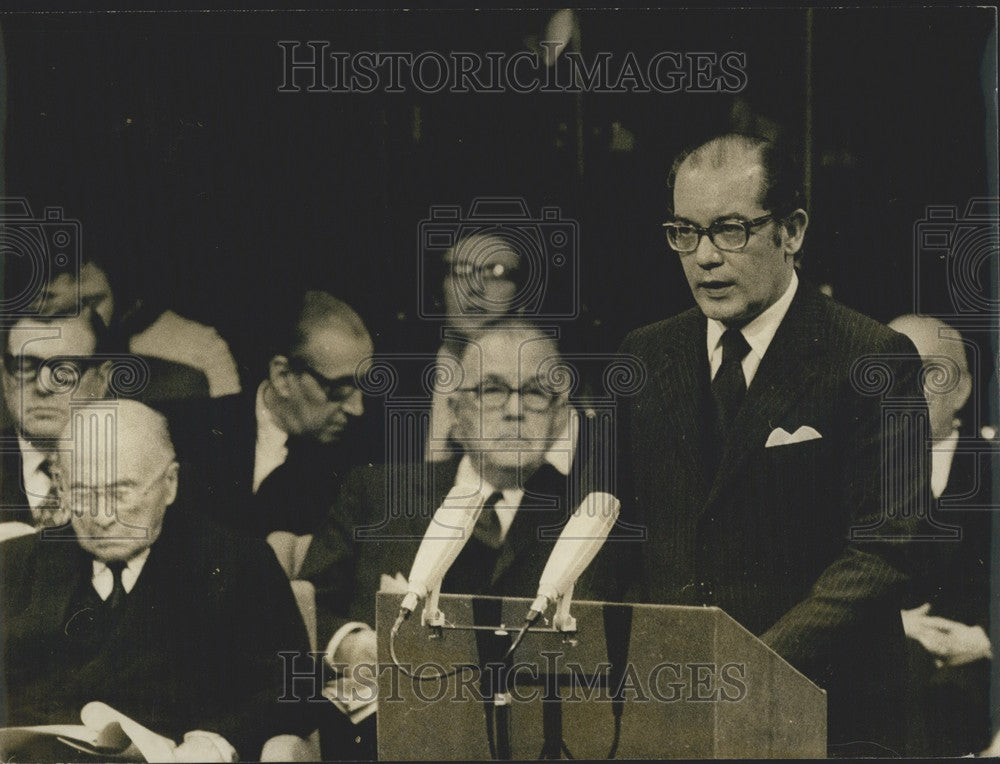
[609,281,931,755]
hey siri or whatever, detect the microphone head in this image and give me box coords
[535,491,620,603]
[405,484,486,600]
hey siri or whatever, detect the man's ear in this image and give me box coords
[93,359,113,397]
[268,355,293,397]
[781,209,809,259]
[163,461,180,507]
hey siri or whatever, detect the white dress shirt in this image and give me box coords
[325,408,581,673]
[930,429,960,500]
[252,382,290,493]
[450,408,578,540]
[707,270,799,386]
[91,547,151,599]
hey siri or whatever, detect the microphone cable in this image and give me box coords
[388,609,475,682]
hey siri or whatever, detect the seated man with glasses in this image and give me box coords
[165,290,374,539]
[299,318,607,760]
[0,398,314,761]
[1,312,114,533]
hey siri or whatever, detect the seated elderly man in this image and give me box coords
[300,318,608,759]
[0,399,314,761]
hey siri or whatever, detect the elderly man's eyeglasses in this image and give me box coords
[662,214,774,253]
[60,460,176,514]
[288,358,361,404]
[457,380,558,412]
[2,354,104,384]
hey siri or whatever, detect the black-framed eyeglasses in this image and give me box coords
[662,214,774,253]
[456,380,558,412]
[288,358,361,404]
[2,353,104,384]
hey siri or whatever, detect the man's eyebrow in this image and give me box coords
[670,212,754,225]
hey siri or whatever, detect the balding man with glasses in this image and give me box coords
[166,290,375,539]
[300,318,607,759]
[606,132,931,756]
[0,399,313,761]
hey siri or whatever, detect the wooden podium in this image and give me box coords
[375,593,825,759]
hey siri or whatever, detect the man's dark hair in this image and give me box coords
[2,309,122,358]
[667,132,805,223]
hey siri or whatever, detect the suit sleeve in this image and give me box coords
[205,540,318,757]
[760,331,932,675]
[299,468,365,645]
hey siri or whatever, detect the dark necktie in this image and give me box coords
[711,329,752,442]
[105,560,128,610]
[33,457,68,529]
[472,491,504,549]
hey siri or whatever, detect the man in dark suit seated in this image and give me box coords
[300,319,607,759]
[1,313,112,533]
[168,290,375,538]
[0,399,314,761]
[890,314,993,756]
[609,132,931,757]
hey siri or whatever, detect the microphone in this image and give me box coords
[527,491,621,622]
[397,485,487,618]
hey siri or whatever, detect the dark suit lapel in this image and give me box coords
[646,310,713,494]
[0,439,30,522]
[703,283,827,512]
[31,536,88,637]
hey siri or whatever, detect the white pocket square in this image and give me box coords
[765,425,823,448]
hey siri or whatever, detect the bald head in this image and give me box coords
[889,314,972,438]
[59,399,179,562]
[293,291,369,350]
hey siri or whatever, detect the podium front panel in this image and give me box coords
[376,593,825,759]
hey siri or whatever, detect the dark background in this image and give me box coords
[0,7,995,391]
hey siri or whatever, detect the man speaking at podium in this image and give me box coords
[612,133,929,756]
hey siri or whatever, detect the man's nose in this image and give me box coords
[341,388,364,417]
[88,502,119,529]
[694,234,725,268]
[502,390,524,419]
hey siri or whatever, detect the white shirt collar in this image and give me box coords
[18,435,48,475]
[707,270,799,387]
[451,408,579,539]
[253,381,290,492]
[931,429,960,499]
[91,547,152,598]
